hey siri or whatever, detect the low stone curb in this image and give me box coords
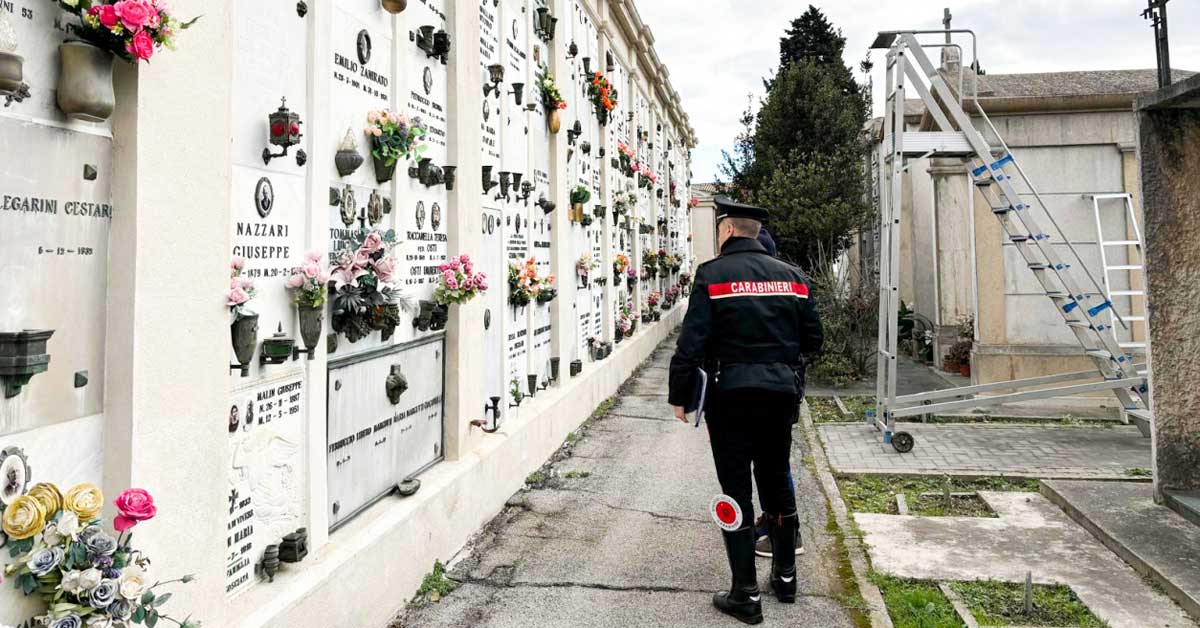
[801,403,894,628]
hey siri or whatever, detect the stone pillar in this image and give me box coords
[103,0,234,621]
[444,0,485,458]
[1136,77,1200,502]
[548,4,573,385]
[928,158,976,368]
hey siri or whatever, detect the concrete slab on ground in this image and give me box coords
[394,333,859,628]
[819,422,1149,479]
[856,491,1195,628]
[1042,480,1200,621]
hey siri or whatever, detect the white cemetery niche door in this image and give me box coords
[501,0,531,393]
[224,0,311,599]
[0,2,116,434]
[326,2,397,359]
[326,338,445,529]
[529,32,553,390]
[479,0,506,416]
[224,377,306,597]
[401,0,451,345]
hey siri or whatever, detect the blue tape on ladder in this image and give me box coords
[1087,301,1113,317]
[972,164,989,177]
[1055,264,1066,270]
[1063,301,1079,313]
[991,154,1015,170]
[1118,355,1128,363]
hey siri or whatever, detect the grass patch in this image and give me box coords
[841,396,876,420]
[873,575,964,628]
[809,397,850,424]
[910,493,996,518]
[1125,467,1152,478]
[564,470,591,479]
[949,580,1107,627]
[838,475,1039,516]
[412,561,458,605]
[590,397,617,422]
[525,470,546,485]
[925,414,1121,427]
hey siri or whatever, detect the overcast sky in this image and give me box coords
[636,0,1200,184]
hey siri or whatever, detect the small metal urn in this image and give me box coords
[259,545,281,582]
[549,358,561,382]
[570,359,583,377]
[260,323,296,366]
[482,165,498,194]
[278,528,308,563]
[334,128,364,177]
[381,0,407,13]
[527,374,539,398]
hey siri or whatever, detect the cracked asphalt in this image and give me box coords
[393,334,859,628]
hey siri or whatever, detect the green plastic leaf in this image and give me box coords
[142,590,156,605]
[154,592,172,607]
[146,610,160,628]
[132,606,146,623]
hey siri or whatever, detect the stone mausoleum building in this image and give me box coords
[0,0,695,626]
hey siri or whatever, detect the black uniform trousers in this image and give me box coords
[705,388,798,527]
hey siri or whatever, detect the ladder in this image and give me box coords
[1089,193,1147,350]
[868,30,1150,452]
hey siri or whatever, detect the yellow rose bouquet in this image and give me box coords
[3,481,199,628]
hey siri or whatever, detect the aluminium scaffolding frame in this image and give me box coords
[868,30,1151,453]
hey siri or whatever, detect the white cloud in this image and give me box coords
[636,0,1200,183]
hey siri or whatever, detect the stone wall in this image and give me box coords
[1137,78,1200,499]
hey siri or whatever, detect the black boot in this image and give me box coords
[713,526,763,624]
[767,512,799,603]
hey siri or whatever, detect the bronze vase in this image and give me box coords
[381,0,407,13]
[298,307,323,353]
[57,41,115,122]
[231,314,260,368]
[372,138,397,183]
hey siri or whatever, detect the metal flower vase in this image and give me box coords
[230,313,260,377]
[371,137,397,183]
[381,0,407,13]
[297,307,323,360]
[548,109,562,134]
[57,41,115,122]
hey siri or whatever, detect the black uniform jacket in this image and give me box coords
[668,237,824,407]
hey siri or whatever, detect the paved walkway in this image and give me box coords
[819,422,1150,479]
[394,334,860,628]
[856,491,1195,628]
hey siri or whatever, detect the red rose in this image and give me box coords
[98,5,120,29]
[126,29,155,62]
[113,488,157,532]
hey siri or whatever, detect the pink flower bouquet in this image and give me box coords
[434,254,488,306]
[59,0,199,64]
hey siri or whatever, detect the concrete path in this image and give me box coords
[856,491,1196,628]
[394,335,860,628]
[819,422,1150,479]
[1043,480,1200,621]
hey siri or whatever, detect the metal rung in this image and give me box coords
[1122,316,1146,321]
[1119,342,1148,349]
[1106,265,1143,271]
[1102,240,1140,246]
[1028,263,1048,270]
[1086,350,1115,361]
[1110,290,1145,297]
[1067,321,1092,329]
[1010,235,1030,243]
[1047,291,1069,299]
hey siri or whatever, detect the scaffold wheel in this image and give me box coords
[892,431,915,454]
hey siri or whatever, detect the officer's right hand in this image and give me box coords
[672,405,687,423]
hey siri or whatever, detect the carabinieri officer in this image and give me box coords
[669,196,823,624]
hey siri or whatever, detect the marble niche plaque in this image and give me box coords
[225,376,306,598]
[0,119,112,434]
[326,339,445,529]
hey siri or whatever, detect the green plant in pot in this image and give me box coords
[286,250,330,360]
[228,256,259,377]
[53,0,198,122]
[570,185,591,222]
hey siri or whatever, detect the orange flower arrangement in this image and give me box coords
[586,72,619,124]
